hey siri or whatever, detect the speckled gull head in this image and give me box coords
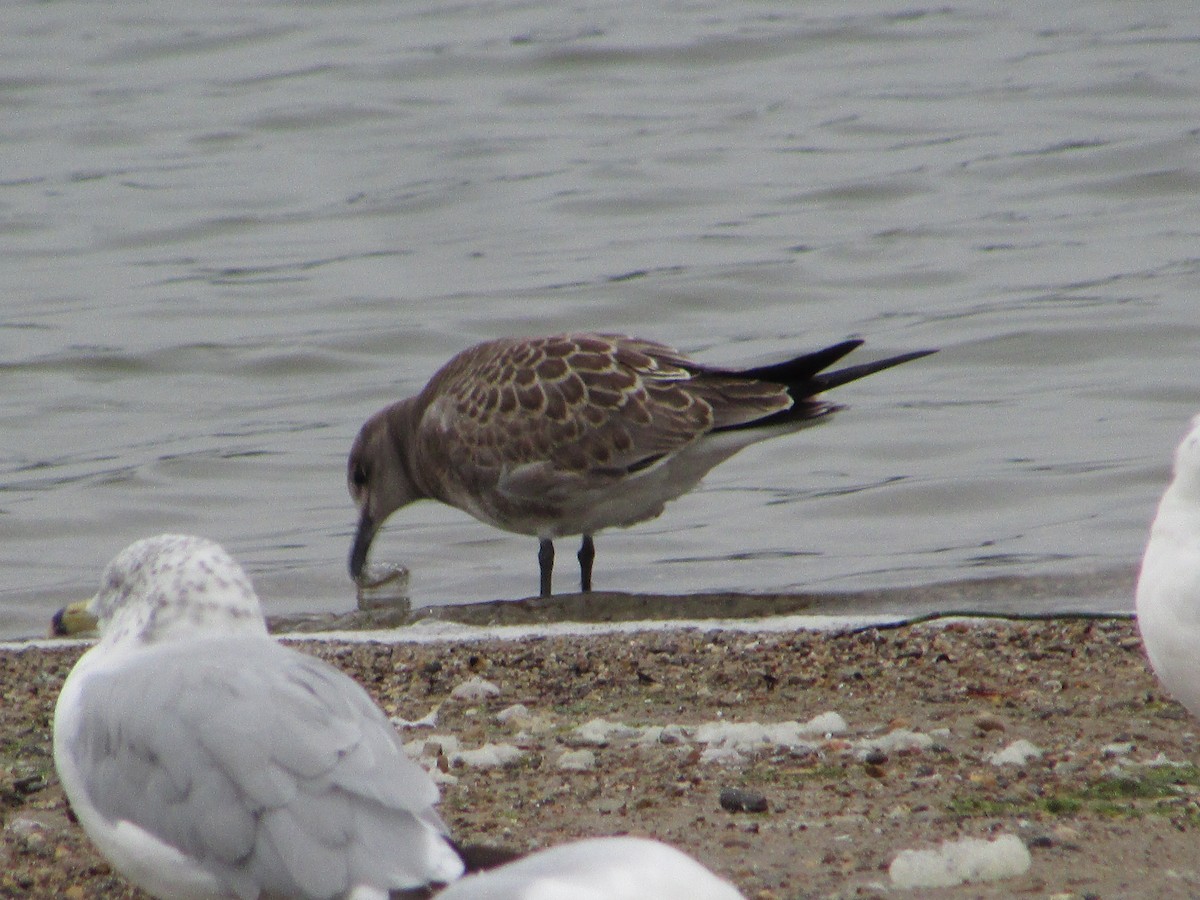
[1136,413,1200,720]
[89,534,267,648]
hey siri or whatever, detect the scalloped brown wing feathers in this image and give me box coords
[416,334,793,480]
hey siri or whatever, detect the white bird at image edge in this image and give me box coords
[1136,413,1200,720]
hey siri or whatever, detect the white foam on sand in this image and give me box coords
[291,613,915,646]
[3,614,893,652]
[3,613,922,651]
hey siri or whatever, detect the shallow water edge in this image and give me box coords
[259,565,1139,636]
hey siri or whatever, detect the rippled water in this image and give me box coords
[3,1,1199,638]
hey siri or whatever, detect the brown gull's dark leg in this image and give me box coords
[538,539,554,597]
[578,535,595,593]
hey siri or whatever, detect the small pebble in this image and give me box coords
[495,703,531,724]
[450,742,524,769]
[557,749,596,771]
[568,717,641,747]
[719,786,769,813]
[450,676,500,701]
[13,774,46,795]
[659,723,688,745]
[975,715,1006,733]
[989,739,1044,766]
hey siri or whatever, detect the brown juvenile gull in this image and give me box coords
[53,534,467,900]
[348,333,936,597]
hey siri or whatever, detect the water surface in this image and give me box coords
[3,1,1199,638]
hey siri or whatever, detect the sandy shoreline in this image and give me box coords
[4,616,1199,899]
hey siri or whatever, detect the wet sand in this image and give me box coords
[4,615,1199,899]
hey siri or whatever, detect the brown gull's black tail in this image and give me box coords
[805,345,938,395]
[714,340,937,432]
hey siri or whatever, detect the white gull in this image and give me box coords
[1136,413,1200,720]
[52,534,465,900]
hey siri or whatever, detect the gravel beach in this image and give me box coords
[4,617,1200,899]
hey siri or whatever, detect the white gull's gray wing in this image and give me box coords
[60,636,462,899]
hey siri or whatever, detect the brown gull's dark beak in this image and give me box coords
[348,508,378,581]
